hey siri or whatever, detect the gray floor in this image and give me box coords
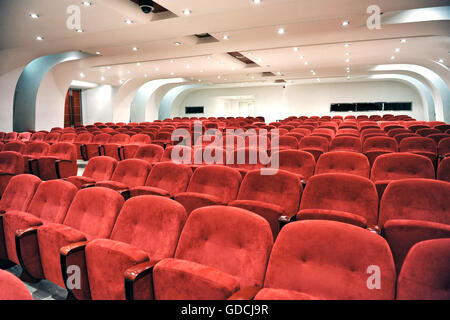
[5,265,68,300]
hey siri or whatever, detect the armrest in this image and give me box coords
[98,145,105,156]
[228,286,261,300]
[0,173,15,177]
[118,146,125,161]
[0,210,5,214]
[124,260,160,301]
[279,213,296,224]
[15,226,44,281]
[367,224,381,234]
[60,241,90,300]
[55,159,73,179]
[80,144,88,161]
[81,183,96,189]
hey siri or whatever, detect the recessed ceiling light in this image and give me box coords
[258,58,262,62]
[395,48,400,53]
[200,70,204,73]
[345,58,350,63]
[136,62,141,67]
[170,72,175,76]
[252,0,262,4]
[344,43,350,47]
[35,36,44,41]
[81,1,92,6]
[119,80,124,84]
[223,35,229,40]
[217,75,221,79]
[101,76,105,81]
[347,76,351,80]
[155,67,159,71]
[127,70,131,74]
[80,73,85,78]
[186,64,190,69]
[76,29,84,33]
[174,41,182,46]
[29,13,39,19]
[400,39,407,43]
[182,9,192,15]
[304,61,309,65]
[207,55,212,59]
[106,66,111,70]
[299,55,304,59]
[342,21,350,27]
[438,58,444,63]
[144,74,148,78]
[277,28,285,35]
[248,52,253,55]
[391,56,396,60]
[95,51,101,55]
[317,78,321,82]
[345,52,350,56]
[198,79,202,82]
[346,70,350,73]
[293,47,299,52]
[132,47,138,51]
[125,19,134,24]
[170,59,174,63]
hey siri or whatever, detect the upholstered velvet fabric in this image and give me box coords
[122,134,151,159]
[0,270,32,300]
[371,153,435,197]
[261,220,396,300]
[397,239,450,300]
[44,132,61,144]
[3,180,77,263]
[103,134,131,160]
[130,162,192,198]
[278,136,298,151]
[298,173,379,226]
[273,150,315,182]
[161,146,193,164]
[154,258,241,300]
[38,223,87,287]
[298,136,329,161]
[399,137,437,164]
[438,137,450,157]
[0,174,41,212]
[85,133,111,159]
[330,136,362,153]
[255,288,317,300]
[131,143,164,163]
[67,156,118,189]
[379,179,450,272]
[0,152,25,196]
[437,157,450,182]
[62,187,125,239]
[297,209,367,228]
[60,133,77,143]
[85,196,187,300]
[315,151,370,178]
[153,206,273,300]
[174,166,242,215]
[96,159,151,190]
[37,143,78,180]
[23,142,50,173]
[73,133,93,159]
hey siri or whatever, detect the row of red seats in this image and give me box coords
[0,175,448,300]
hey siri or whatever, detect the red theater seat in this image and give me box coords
[397,239,450,300]
[161,145,193,164]
[174,165,241,215]
[133,144,164,165]
[36,143,78,180]
[330,136,362,153]
[103,134,131,160]
[61,196,187,300]
[121,134,151,159]
[44,132,61,145]
[399,137,437,165]
[95,159,151,192]
[15,187,124,291]
[18,132,32,143]
[363,136,398,166]
[371,153,435,197]
[251,220,395,300]
[59,133,77,143]
[23,142,50,173]
[84,133,111,160]
[278,136,298,150]
[66,156,118,189]
[315,152,370,178]
[298,136,329,161]
[230,168,302,238]
[2,132,18,144]
[153,206,273,300]
[438,137,450,158]
[437,157,450,182]
[271,150,315,183]
[4,142,26,153]
[379,179,450,273]
[0,175,41,214]
[3,180,77,265]
[0,270,32,300]
[73,133,93,160]
[297,173,378,228]
[130,162,192,198]
[0,152,24,196]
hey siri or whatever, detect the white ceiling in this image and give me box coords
[0,0,449,86]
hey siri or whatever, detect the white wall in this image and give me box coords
[173,80,425,123]
[0,67,23,132]
[82,85,118,125]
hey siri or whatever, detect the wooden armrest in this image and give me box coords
[15,226,42,281]
[228,286,261,300]
[367,224,381,234]
[81,183,96,189]
[124,260,160,301]
[279,213,296,224]
[15,226,40,238]
[60,241,88,257]
[118,189,131,200]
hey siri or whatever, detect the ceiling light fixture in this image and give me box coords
[29,13,39,19]
[170,59,174,63]
[80,73,85,78]
[155,67,159,71]
[76,29,84,33]
[278,28,285,35]
[299,55,304,59]
[304,61,308,65]
[345,52,350,56]
[253,0,262,4]
[342,21,350,26]
[81,1,92,6]
[183,9,192,15]
[35,36,44,41]
[137,62,141,66]
[391,56,396,60]
[401,39,407,43]
[345,58,350,63]
[144,74,148,78]
[125,19,134,24]
[395,48,400,53]
[101,76,105,81]
[438,58,444,63]
[223,35,229,40]
[293,47,299,52]
[344,43,350,47]
[174,41,182,46]
[96,51,101,55]
[170,72,175,75]
[106,66,111,70]
[132,47,138,51]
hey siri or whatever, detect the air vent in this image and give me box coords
[261,72,277,77]
[274,79,286,83]
[193,33,219,44]
[227,52,260,68]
